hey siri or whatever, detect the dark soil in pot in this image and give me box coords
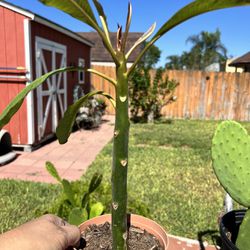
[79,221,163,250]
[220,209,246,250]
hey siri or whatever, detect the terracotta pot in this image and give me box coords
[79,214,169,249]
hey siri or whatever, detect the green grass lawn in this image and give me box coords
[85,120,250,239]
[0,179,60,233]
[0,119,249,240]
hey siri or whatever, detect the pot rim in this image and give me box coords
[79,213,169,249]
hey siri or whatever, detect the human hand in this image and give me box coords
[0,214,80,250]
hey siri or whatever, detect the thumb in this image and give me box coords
[63,224,81,247]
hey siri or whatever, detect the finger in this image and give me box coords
[41,214,60,224]
[42,214,69,227]
[56,218,70,227]
[63,224,81,247]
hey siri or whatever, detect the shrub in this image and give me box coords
[130,67,179,123]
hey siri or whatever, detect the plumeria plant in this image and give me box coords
[1,0,250,249]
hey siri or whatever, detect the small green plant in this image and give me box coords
[212,121,250,249]
[46,161,104,225]
[1,1,250,249]
[130,66,179,123]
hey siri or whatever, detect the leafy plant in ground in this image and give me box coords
[46,161,104,225]
[1,1,250,249]
[130,65,179,123]
[212,121,250,249]
[129,43,178,123]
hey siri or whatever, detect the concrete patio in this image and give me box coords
[0,116,114,183]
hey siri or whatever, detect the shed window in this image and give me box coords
[78,58,85,84]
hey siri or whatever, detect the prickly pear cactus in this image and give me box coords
[211,121,250,207]
[236,208,250,249]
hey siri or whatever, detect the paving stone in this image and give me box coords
[0,116,114,183]
[0,172,19,179]
[0,165,27,174]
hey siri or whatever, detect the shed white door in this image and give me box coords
[36,37,67,141]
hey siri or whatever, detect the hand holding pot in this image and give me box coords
[0,214,80,250]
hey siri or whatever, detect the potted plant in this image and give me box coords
[212,121,250,250]
[1,1,250,249]
[75,97,106,129]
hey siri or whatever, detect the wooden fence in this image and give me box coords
[91,66,250,121]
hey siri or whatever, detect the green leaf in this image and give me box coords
[45,161,62,183]
[61,179,76,206]
[87,69,116,87]
[88,173,103,194]
[92,0,110,47]
[57,203,64,217]
[56,90,114,144]
[154,0,250,39]
[0,67,76,130]
[68,207,88,225]
[89,202,104,219]
[126,22,156,59]
[81,193,89,208]
[39,0,97,27]
[122,2,132,52]
[93,0,107,21]
[236,209,250,249]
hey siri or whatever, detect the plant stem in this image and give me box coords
[112,54,129,250]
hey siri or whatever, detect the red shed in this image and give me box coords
[0,2,93,151]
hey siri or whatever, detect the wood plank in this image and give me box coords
[0,82,10,132]
[15,13,26,67]
[7,82,22,144]
[18,83,28,144]
[91,66,250,121]
[0,7,7,67]
[4,8,17,67]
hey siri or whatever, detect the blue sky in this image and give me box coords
[6,0,250,66]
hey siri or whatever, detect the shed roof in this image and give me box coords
[78,32,144,63]
[228,51,250,67]
[0,1,93,47]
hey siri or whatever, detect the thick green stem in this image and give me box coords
[112,54,129,250]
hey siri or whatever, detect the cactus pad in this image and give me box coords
[236,209,250,249]
[212,121,250,207]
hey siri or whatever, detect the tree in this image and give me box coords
[165,55,182,70]
[130,45,179,122]
[166,29,228,71]
[141,42,161,70]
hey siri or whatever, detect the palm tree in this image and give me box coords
[166,29,228,71]
[165,55,182,69]
[186,29,228,70]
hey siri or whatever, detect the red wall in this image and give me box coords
[0,5,91,146]
[30,21,91,144]
[0,6,28,145]
[0,6,26,68]
[31,21,91,98]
